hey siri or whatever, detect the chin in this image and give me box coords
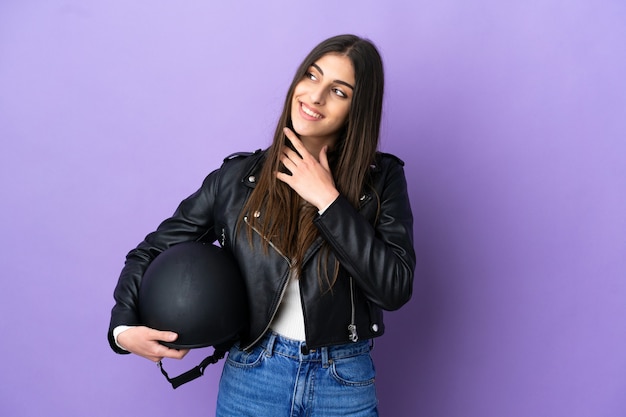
[290,120,307,137]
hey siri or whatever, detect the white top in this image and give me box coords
[269,272,306,341]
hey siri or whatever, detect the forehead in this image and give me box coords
[312,53,355,85]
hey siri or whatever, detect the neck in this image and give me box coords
[300,135,336,160]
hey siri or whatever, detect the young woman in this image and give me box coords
[108,34,416,417]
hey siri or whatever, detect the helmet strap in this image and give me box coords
[157,347,227,389]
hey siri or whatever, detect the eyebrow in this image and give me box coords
[312,63,355,90]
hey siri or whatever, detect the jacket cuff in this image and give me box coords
[108,328,131,355]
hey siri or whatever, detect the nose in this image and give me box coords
[310,85,325,105]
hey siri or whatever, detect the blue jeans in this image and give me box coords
[216,332,379,417]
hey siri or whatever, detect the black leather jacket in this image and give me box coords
[108,149,415,354]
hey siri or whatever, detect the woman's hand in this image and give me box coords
[276,128,340,210]
[117,326,189,362]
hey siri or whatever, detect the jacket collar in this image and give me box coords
[240,149,265,189]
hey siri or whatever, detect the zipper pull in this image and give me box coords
[348,324,358,342]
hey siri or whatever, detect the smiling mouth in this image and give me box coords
[300,102,323,119]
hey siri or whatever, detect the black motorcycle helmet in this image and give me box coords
[138,241,248,388]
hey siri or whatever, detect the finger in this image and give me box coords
[145,340,184,361]
[150,330,178,344]
[138,344,166,363]
[283,127,307,157]
[281,146,301,167]
[161,347,190,360]
[276,171,294,186]
[279,151,296,173]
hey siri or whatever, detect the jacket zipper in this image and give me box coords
[347,192,371,343]
[348,276,359,342]
[242,215,292,350]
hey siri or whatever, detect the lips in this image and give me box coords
[299,101,323,120]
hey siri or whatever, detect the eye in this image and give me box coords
[305,71,318,81]
[332,87,347,98]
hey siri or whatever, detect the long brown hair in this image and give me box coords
[241,34,385,288]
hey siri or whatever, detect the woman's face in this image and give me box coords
[290,53,355,149]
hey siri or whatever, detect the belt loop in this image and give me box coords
[321,347,330,368]
[265,332,277,357]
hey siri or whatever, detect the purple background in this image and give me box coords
[1,1,625,416]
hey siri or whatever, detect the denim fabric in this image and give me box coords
[216,332,378,417]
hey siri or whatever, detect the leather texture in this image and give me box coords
[108,149,415,353]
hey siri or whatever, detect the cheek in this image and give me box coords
[290,97,300,119]
[292,83,305,101]
[336,104,351,125]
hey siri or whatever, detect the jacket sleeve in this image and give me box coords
[107,169,221,353]
[313,157,415,311]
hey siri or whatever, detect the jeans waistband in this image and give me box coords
[258,331,371,366]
